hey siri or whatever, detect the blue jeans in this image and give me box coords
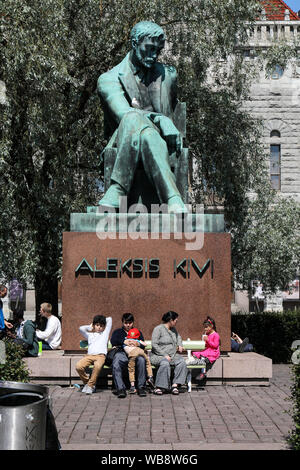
[41,340,52,350]
[231,339,253,352]
[112,350,146,391]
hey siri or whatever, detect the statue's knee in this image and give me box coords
[140,126,165,148]
[141,126,155,138]
[120,110,145,129]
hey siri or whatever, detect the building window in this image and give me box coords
[257,26,262,39]
[270,130,280,138]
[270,65,284,80]
[270,144,281,190]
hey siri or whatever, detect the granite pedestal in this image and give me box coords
[61,213,231,352]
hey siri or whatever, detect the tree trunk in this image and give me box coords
[35,274,58,326]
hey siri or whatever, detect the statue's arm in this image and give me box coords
[97,73,133,124]
[98,73,163,125]
[147,66,182,154]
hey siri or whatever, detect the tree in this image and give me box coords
[0,338,30,382]
[288,364,300,450]
[1,0,105,315]
[0,0,298,315]
[232,185,300,293]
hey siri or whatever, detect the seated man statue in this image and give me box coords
[97,20,187,213]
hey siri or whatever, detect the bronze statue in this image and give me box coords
[98,21,187,213]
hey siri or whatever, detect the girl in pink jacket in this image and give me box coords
[186,316,220,385]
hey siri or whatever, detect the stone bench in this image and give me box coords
[24,350,272,387]
[78,339,211,392]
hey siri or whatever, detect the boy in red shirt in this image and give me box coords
[124,328,155,394]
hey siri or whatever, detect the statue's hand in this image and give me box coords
[153,115,182,156]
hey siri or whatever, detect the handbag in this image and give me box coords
[105,346,123,366]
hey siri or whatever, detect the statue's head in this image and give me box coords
[130,21,165,70]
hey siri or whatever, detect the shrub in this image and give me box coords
[231,310,300,363]
[0,338,30,382]
[287,364,300,450]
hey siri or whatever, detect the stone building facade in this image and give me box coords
[245,0,300,201]
[233,0,300,312]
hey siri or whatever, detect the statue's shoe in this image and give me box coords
[167,195,188,214]
[98,183,126,208]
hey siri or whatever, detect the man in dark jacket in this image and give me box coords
[12,309,39,357]
[110,313,147,398]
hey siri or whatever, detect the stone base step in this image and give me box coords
[24,352,272,387]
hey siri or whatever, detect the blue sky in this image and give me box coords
[286,0,300,13]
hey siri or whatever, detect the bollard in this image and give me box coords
[0,381,48,450]
[0,340,5,364]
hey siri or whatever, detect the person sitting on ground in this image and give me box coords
[110,313,148,398]
[76,315,112,395]
[123,327,155,394]
[0,285,13,337]
[11,308,39,357]
[231,332,253,353]
[36,303,62,350]
[150,311,187,395]
[186,316,220,386]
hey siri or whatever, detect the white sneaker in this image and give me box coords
[81,384,88,393]
[185,357,199,365]
[85,385,96,395]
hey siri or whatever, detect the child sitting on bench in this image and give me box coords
[185,316,220,386]
[76,315,112,395]
[123,328,155,394]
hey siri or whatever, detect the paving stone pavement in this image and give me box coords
[48,364,295,450]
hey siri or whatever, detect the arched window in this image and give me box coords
[270,129,281,190]
[270,130,281,138]
[270,141,281,190]
[257,26,262,39]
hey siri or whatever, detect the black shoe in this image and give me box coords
[147,377,155,390]
[238,338,249,353]
[137,387,147,397]
[195,372,206,381]
[117,389,127,398]
[195,372,207,387]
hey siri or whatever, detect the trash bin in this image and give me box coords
[0,381,48,450]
